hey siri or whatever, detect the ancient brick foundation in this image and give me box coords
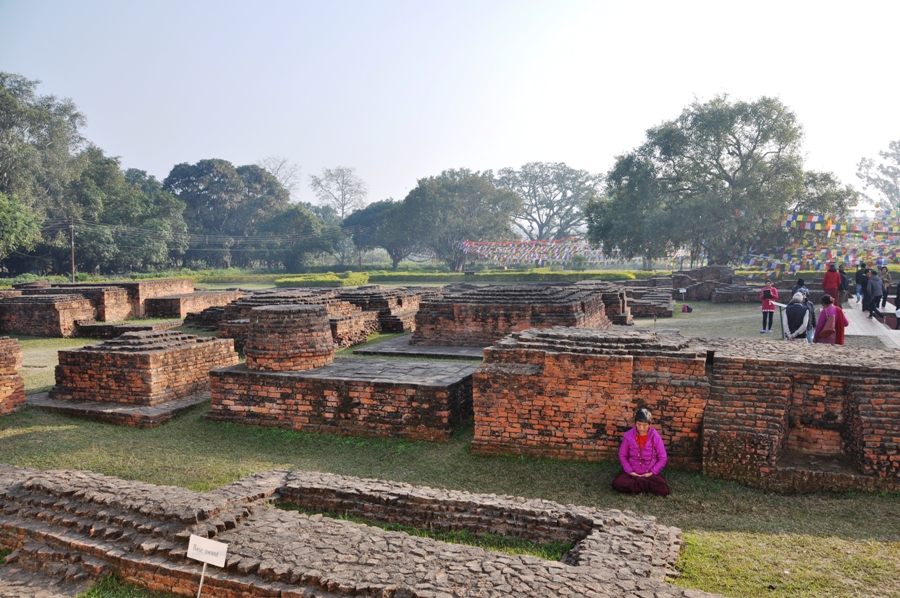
[0,295,96,337]
[472,329,900,493]
[411,284,613,347]
[0,337,25,416]
[219,289,378,349]
[144,290,245,319]
[52,278,195,317]
[50,330,238,405]
[20,286,131,322]
[473,329,710,468]
[208,359,476,442]
[0,466,716,597]
[337,285,423,332]
[244,305,334,371]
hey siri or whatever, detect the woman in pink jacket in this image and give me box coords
[612,409,670,496]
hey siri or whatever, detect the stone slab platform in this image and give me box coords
[0,466,719,597]
[74,320,183,339]
[353,334,484,360]
[26,391,208,427]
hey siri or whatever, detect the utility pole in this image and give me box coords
[70,218,75,283]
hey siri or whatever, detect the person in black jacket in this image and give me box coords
[855,262,868,304]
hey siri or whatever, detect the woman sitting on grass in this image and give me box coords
[612,408,670,497]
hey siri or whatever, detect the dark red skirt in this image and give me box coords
[612,471,670,497]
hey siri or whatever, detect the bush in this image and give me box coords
[368,269,652,284]
[275,271,370,287]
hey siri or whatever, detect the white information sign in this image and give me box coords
[188,534,228,567]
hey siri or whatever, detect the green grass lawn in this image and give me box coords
[2,304,899,597]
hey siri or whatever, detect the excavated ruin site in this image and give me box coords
[0,466,718,597]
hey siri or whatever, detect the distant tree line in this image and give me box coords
[1,73,888,275]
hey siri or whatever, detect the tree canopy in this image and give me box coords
[497,162,601,241]
[857,140,900,209]
[343,199,416,269]
[309,166,368,220]
[586,95,855,265]
[401,169,521,270]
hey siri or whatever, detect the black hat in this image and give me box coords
[635,408,652,423]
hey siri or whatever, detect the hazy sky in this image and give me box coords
[1,0,898,207]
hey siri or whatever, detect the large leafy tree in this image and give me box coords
[857,140,900,209]
[163,159,290,267]
[402,169,521,271]
[256,204,325,272]
[587,96,830,265]
[497,162,601,240]
[343,199,416,269]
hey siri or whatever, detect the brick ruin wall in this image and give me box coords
[0,466,713,597]
[336,285,422,332]
[0,337,25,416]
[21,286,131,322]
[411,284,613,347]
[50,331,238,406]
[244,305,335,371]
[144,290,245,319]
[219,289,378,349]
[209,360,475,442]
[472,329,900,493]
[0,295,96,337]
[52,278,195,317]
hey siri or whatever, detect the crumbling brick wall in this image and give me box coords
[51,278,194,318]
[411,285,613,347]
[472,330,900,493]
[472,329,709,468]
[0,295,96,337]
[21,286,130,322]
[144,290,244,319]
[0,337,25,416]
[51,330,237,405]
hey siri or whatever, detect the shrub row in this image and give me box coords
[274,272,370,287]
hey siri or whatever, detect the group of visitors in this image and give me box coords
[759,267,851,344]
[854,262,892,319]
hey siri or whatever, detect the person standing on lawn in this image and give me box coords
[822,264,841,303]
[759,279,779,333]
[802,291,817,343]
[813,294,848,345]
[612,408,670,497]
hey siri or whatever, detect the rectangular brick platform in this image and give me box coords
[208,358,478,442]
[51,278,194,317]
[50,331,238,406]
[0,466,716,597]
[0,337,25,416]
[21,286,131,322]
[410,284,613,347]
[144,290,245,319]
[336,285,422,332]
[0,295,96,337]
[471,328,900,493]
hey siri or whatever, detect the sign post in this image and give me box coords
[187,534,228,598]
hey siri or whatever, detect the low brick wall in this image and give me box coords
[337,286,423,332]
[208,359,477,442]
[471,328,900,493]
[0,466,711,597]
[472,329,710,468]
[51,331,238,405]
[411,284,613,347]
[145,290,244,319]
[220,289,378,349]
[0,295,96,337]
[22,286,130,322]
[52,278,194,317]
[0,337,25,416]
